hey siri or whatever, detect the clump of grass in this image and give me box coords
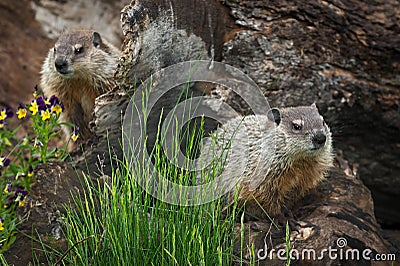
[59,162,241,265]
[49,78,261,265]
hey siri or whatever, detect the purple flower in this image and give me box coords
[0,107,13,121]
[49,95,64,114]
[17,103,26,110]
[4,184,11,194]
[5,107,13,118]
[28,166,34,177]
[49,95,59,106]
[15,189,28,207]
[16,172,26,179]
[35,96,47,112]
[16,103,27,119]
[15,189,28,198]
[34,139,44,148]
[71,126,79,142]
[0,156,10,177]
[59,101,64,111]
[0,156,10,168]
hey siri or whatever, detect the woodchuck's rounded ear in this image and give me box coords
[93,32,102,48]
[267,108,281,125]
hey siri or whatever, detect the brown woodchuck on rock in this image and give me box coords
[198,103,334,222]
[40,29,120,141]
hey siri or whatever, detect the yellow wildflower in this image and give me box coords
[29,100,39,115]
[41,110,51,121]
[0,109,6,120]
[51,104,63,115]
[16,108,27,119]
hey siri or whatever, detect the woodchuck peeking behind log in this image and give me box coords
[198,103,334,222]
[40,29,120,141]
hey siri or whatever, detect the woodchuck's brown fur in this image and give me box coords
[40,29,120,140]
[199,103,334,220]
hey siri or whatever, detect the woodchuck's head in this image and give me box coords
[49,30,113,77]
[268,103,332,157]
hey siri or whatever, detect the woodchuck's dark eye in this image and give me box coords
[74,47,83,55]
[53,47,56,53]
[292,123,302,131]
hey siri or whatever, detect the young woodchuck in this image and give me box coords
[199,103,333,220]
[40,29,120,140]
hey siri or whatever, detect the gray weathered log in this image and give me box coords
[221,0,400,227]
[78,0,399,259]
[89,0,400,227]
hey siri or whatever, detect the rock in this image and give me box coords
[0,0,52,108]
[31,0,126,45]
[3,161,82,265]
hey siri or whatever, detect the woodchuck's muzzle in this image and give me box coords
[54,58,69,74]
[312,131,327,150]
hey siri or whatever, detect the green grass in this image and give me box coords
[43,83,254,265]
[52,133,241,265]
[35,80,291,265]
[62,173,237,265]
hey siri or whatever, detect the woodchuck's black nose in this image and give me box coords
[312,131,326,149]
[55,58,68,73]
